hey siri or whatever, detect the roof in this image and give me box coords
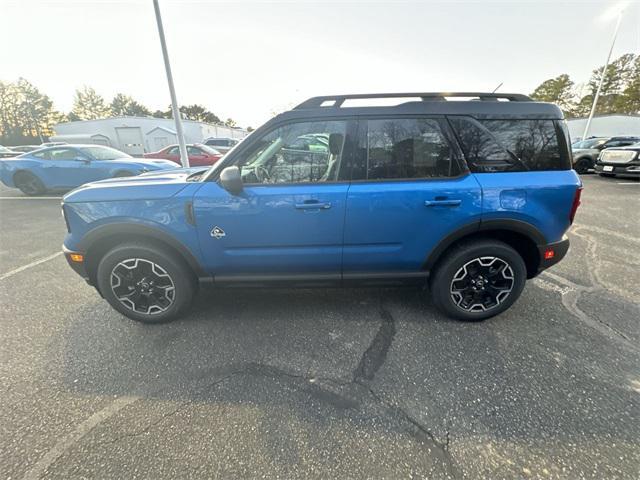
[280,92,563,120]
[146,126,177,135]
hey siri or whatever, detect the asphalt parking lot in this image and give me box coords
[0,175,638,479]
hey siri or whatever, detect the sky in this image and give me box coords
[1,0,639,128]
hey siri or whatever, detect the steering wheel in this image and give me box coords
[254,165,271,183]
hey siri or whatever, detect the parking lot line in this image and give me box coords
[21,396,140,480]
[0,252,63,280]
[0,196,62,200]
[616,182,639,185]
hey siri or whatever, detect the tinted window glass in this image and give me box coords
[450,117,566,172]
[362,119,458,180]
[49,148,82,161]
[236,121,347,184]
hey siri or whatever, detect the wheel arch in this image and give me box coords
[424,219,546,279]
[79,223,208,286]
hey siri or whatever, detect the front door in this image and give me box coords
[193,119,353,280]
[343,117,482,275]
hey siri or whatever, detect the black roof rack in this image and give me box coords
[295,92,532,109]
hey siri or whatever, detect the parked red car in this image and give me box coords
[143,143,223,166]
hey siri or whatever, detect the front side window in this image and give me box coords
[49,148,83,161]
[450,117,567,172]
[235,120,347,184]
[80,146,130,160]
[361,118,458,180]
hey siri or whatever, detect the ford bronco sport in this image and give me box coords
[62,92,582,323]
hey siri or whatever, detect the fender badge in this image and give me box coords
[210,226,226,239]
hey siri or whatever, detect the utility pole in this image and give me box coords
[153,0,189,167]
[582,11,623,141]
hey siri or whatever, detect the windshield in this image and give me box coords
[80,146,131,160]
[199,145,222,155]
[572,138,606,149]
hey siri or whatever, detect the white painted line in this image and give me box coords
[616,182,639,185]
[0,196,62,200]
[21,396,140,480]
[0,252,63,280]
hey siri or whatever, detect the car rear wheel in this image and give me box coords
[14,171,45,196]
[430,239,527,321]
[96,243,196,323]
[574,158,592,174]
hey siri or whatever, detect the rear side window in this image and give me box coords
[353,118,460,180]
[449,117,568,172]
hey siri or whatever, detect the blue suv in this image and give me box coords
[62,93,582,323]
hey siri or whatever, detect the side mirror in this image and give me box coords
[219,166,243,195]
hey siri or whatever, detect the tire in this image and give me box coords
[430,239,527,322]
[598,173,615,178]
[96,242,196,323]
[574,157,592,174]
[14,171,46,196]
[113,170,134,178]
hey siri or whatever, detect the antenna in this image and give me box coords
[492,82,503,94]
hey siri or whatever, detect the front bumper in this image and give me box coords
[62,245,90,283]
[536,235,570,275]
[594,162,640,177]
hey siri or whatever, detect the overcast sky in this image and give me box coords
[1,0,639,127]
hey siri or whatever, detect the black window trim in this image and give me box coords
[347,115,468,184]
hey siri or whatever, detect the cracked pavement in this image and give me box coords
[1,176,639,479]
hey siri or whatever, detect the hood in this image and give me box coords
[571,148,597,154]
[63,168,201,203]
[117,158,178,169]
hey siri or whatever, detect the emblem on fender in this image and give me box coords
[210,226,226,239]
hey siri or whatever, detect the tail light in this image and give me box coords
[569,186,582,224]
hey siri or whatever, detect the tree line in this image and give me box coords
[1,53,638,145]
[530,53,639,118]
[0,82,240,145]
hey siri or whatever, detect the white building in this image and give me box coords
[51,117,247,156]
[567,114,640,141]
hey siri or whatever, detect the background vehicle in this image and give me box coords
[0,144,178,195]
[595,142,640,178]
[8,145,40,153]
[202,137,239,154]
[62,92,581,324]
[143,143,222,166]
[0,145,19,158]
[572,136,640,173]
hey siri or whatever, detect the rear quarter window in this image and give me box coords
[449,117,570,172]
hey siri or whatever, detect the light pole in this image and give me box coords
[153,0,189,167]
[581,5,625,141]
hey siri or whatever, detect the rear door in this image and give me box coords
[343,117,482,276]
[448,116,579,243]
[193,119,353,279]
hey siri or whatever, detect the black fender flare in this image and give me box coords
[422,218,547,272]
[79,222,208,278]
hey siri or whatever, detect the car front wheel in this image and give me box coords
[430,239,527,321]
[96,242,195,323]
[14,171,46,196]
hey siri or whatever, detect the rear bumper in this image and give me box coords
[62,245,90,283]
[535,235,570,275]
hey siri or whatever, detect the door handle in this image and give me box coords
[295,201,332,210]
[424,199,462,207]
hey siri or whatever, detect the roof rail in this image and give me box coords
[295,92,532,109]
